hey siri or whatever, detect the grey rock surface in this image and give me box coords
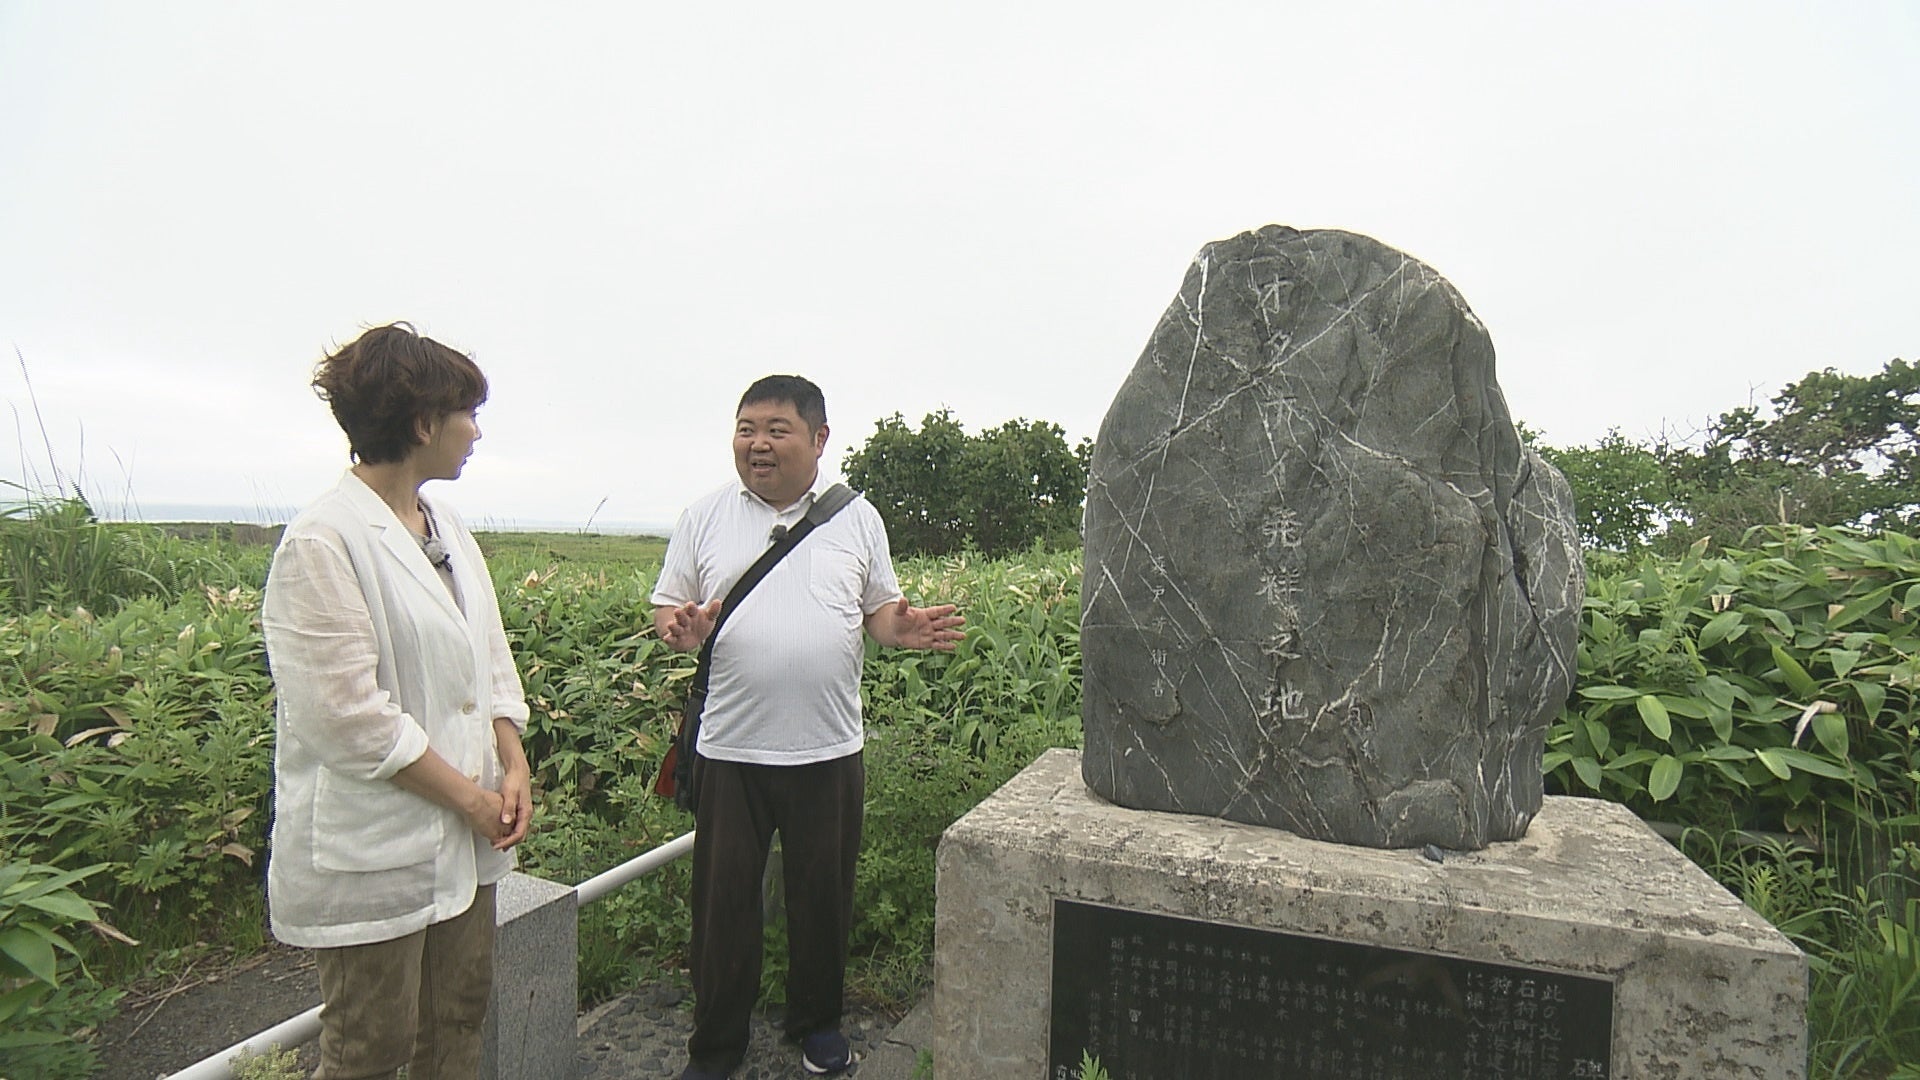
[1081,225,1582,849]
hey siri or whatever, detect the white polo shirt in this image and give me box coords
[651,479,901,765]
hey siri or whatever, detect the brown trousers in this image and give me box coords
[687,753,864,1074]
[311,884,496,1080]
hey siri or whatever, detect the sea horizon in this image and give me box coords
[90,501,673,536]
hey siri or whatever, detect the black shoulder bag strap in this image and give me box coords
[658,483,858,808]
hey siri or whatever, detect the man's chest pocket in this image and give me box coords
[802,542,869,619]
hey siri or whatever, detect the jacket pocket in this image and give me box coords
[310,769,443,873]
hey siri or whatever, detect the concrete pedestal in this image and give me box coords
[481,871,578,1080]
[934,749,1806,1079]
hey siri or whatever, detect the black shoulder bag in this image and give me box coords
[654,483,858,812]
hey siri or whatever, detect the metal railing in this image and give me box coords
[165,831,697,1080]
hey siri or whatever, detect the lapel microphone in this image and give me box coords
[770,524,789,543]
[422,536,452,571]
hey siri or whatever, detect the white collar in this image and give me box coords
[737,475,826,515]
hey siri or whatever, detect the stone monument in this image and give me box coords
[932,226,1807,1078]
[1080,224,1583,850]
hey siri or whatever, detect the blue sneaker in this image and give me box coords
[800,1030,859,1075]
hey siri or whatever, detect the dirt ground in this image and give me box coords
[90,942,321,1079]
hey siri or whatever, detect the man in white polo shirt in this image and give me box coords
[652,375,964,1080]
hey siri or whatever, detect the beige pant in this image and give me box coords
[311,885,496,1080]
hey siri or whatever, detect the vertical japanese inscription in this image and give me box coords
[1049,900,1613,1080]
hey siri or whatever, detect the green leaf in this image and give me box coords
[1825,649,1862,679]
[1604,749,1660,770]
[1827,583,1896,631]
[1648,755,1683,801]
[1698,676,1738,711]
[1582,717,1610,757]
[1811,711,1850,759]
[20,892,97,922]
[1756,608,1795,637]
[0,980,48,1024]
[1576,685,1642,701]
[1754,747,1793,781]
[1770,645,1818,698]
[1854,680,1887,724]
[1571,756,1603,791]
[1705,703,1733,743]
[0,1030,70,1049]
[0,928,58,986]
[1636,695,1672,741]
[1656,695,1709,719]
[1752,745,1854,782]
[1697,610,1746,649]
[1541,751,1571,773]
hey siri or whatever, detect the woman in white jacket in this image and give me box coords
[262,323,533,1080]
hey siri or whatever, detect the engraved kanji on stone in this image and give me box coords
[1258,567,1303,602]
[1256,277,1290,316]
[1263,683,1309,722]
[1261,507,1304,549]
[1262,629,1302,663]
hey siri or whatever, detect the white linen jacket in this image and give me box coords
[261,472,529,948]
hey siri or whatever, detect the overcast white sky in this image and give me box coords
[2,2,1914,529]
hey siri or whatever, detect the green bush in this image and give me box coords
[1547,526,1919,839]
[866,548,1082,757]
[0,593,275,953]
[1551,526,1920,1076]
[0,859,123,1080]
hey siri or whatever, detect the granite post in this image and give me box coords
[481,871,578,1080]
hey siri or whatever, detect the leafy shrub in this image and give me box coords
[0,859,123,1080]
[1547,526,1919,840]
[1552,526,1920,1076]
[0,592,275,954]
[866,548,1082,757]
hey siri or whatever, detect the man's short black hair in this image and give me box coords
[738,375,827,433]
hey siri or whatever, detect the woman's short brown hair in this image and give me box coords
[311,323,488,464]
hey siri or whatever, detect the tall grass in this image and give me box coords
[0,493,263,617]
[0,496,156,616]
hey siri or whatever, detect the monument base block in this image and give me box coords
[934,749,1805,1079]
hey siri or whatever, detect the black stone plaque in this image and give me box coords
[1048,899,1613,1080]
